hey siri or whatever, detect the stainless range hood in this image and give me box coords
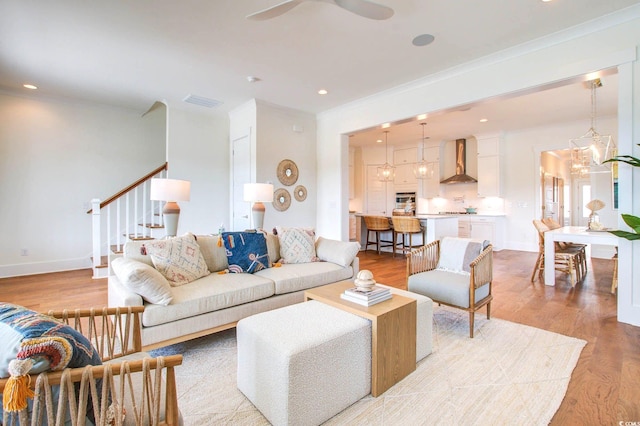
[440,138,478,184]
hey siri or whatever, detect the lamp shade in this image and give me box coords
[244,183,274,203]
[150,178,191,202]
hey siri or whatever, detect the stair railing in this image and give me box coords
[89,163,168,278]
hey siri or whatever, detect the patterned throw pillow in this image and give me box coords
[144,233,210,286]
[0,303,102,379]
[222,232,270,274]
[276,226,318,264]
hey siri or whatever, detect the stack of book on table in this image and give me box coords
[340,285,392,306]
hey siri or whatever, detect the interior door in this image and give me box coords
[573,178,591,227]
[232,133,251,231]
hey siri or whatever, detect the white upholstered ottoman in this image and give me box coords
[237,300,372,426]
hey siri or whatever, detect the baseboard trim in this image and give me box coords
[0,257,92,278]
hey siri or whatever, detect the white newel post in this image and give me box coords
[91,198,102,278]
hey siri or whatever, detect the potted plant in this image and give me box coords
[603,144,640,240]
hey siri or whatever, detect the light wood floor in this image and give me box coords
[1,249,638,425]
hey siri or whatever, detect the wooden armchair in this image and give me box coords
[406,238,493,338]
[1,306,182,426]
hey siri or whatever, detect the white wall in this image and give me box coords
[165,106,230,236]
[316,15,640,325]
[0,92,165,277]
[256,101,317,230]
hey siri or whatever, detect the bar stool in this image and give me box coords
[363,215,393,254]
[391,216,425,258]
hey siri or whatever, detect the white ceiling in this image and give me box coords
[0,0,636,144]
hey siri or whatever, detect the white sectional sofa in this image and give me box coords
[108,233,361,349]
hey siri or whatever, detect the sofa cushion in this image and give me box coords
[315,237,360,267]
[111,257,173,305]
[145,233,211,286]
[264,232,280,266]
[222,232,271,273]
[0,303,102,379]
[255,262,354,295]
[436,237,486,274]
[407,269,490,309]
[196,235,229,272]
[276,226,318,264]
[141,273,275,327]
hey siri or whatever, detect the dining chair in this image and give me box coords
[391,216,425,257]
[363,215,394,254]
[541,217,588,276]
[531,220,586,286]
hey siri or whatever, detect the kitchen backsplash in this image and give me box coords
[419,184,505,214]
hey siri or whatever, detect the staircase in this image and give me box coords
[89,163,168,278]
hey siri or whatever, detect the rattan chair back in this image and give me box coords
[391,216,421,233]
[364,215,391,231]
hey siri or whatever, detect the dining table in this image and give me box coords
[544,225,619,286]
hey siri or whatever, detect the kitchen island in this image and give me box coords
[355,214,459,252]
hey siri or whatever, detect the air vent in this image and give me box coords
[183,94,223,108]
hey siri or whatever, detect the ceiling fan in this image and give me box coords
[246,0,394,21]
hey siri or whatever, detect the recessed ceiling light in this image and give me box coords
[381,123,391,129]
[479,118,488,123]
[318,89,328,95]
[541,0,552,2]
[23,84,37,90]
[247,76,261,83]
[416,114,427,120]
[412,34,435,47]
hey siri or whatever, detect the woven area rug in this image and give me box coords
[150,306,586,425]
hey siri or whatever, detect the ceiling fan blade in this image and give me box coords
[246,0,304,20]
[334,0,394,20]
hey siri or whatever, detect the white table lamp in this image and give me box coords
[244,183,274,230]
[150,178,191,237]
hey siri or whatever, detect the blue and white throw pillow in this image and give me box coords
[222,232,271,273]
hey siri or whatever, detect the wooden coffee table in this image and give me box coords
[304,280,416,397]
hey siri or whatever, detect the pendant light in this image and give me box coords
[570,78,615,176]
[377,131,395,182]
[415,122,431,179]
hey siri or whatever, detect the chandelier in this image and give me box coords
[377,131,395,182]
[414,122,433,179]
[570,78,615,176]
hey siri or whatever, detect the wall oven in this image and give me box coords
[395,192,416,213]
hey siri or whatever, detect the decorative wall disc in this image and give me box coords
[277,159,299,186]
[273,188,291,211]
[294,185,307,202]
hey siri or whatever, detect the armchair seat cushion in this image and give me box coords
[408,269,490,309]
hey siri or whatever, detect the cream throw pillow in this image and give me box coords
[276,226,318,264]
[145,233,210,286]
[111,257,173,305]
[315,237,360,267]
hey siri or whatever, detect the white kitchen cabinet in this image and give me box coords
[477,135,503,197]
[422,145,441,198]
[349,213,357,240]
[458,219,470,238]
[394,147,418,164]
[470,219,494,242]
[394,164,417,187]
[457,215,504,250]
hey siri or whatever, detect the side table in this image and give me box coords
[304,280,416,397]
